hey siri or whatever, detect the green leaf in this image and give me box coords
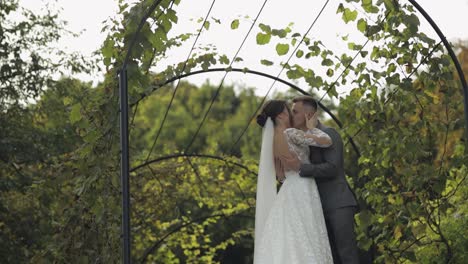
[387,63,396,74]
[296,50,304,58]
[256,32,271,45]
[101,38,115,59]
[219,55,229,65]
[358,210,373,227]
[308,45,321,56]
[328,86,338,97]
[84,130,100,144]
[362,0,379,13]
[260,59,274,66]
[275,43,289,56]
[336,3,345,13]
[272,29,287,38]
[259,23,271,33]
[63,97,72,106]
[70,103,82,124]
[291,38,297,46]
[362,0,372,8]
[111,173,119,187]
[394,225,403,240]
[371,46,380,60]
[366,25,380,37]
[356,108,362,119]
[161,18,172,32]
[166,9,178,23]
[321,58,334,66]
[357,18,367,33]
[348,43,362,51]
[291,32,301,38]
[203,21,210,30]
[405,14,420,34]
[341,53,353,65]
[286,69,301,79]
[342,8,358,23]
[230,19,239,29]
[383,0,396,11]
[326,68,334,77]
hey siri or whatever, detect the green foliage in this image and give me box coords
[338,42,468,262]
[337,4,358,23]
[357,18,367,33]
[0,0,90,109]
[275,43,290,56]
[131,81,262,158]
[256,32,271,45]
[230,19,239,30]
[2,0,468,263]
[260,59,274,66]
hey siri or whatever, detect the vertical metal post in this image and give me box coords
[119,68,131,264]
[118,2,161,261]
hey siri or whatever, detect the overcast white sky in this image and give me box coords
[19,0,468,96]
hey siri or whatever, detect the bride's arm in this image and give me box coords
[273,133,301,181]
[305,128,332,146]
[285,128,332,148]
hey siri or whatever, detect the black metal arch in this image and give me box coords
[118,1,468,262]
[132,67,362,156]
[407,0,468,140]
[130,153,257,176]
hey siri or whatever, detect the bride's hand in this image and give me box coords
[279,155,301,172]
[305,112,318,130]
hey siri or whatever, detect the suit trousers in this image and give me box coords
[324,206,360,264]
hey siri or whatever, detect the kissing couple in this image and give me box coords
[253,96,360,264]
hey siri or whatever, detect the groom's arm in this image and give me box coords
[299,128,342,179]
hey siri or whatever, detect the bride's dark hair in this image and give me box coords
[256,99,291,127]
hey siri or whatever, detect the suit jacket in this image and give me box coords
[299,123,357,211]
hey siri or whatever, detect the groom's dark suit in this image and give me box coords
[299,122,359,264]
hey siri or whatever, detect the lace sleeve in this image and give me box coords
[285,128,332,148]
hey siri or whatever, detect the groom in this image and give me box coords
[290,96,360,264]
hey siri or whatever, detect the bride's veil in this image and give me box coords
[253,117,277,262]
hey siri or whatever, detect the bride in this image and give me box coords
[254,100,333,264]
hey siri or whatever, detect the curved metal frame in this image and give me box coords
[130,153,257,176]
[118,1,468,262]
[132,67,361,156]
[407,0,468,141]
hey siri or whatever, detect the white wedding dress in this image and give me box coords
[254,127,333,264]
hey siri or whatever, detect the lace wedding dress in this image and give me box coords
[254,128,333,264]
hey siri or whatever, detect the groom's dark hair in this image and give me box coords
[292,96,318,111]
